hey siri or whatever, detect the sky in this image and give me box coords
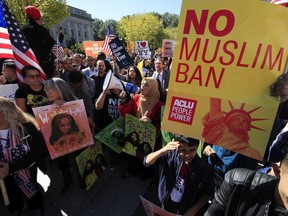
[66,0,183,21]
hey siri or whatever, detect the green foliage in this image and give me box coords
[6,0,69,28]
[100,20,118,38]
[93,19,118,40]
[118,13,164,51]
[93,18,104,40]
[163,27,178,40]
[162,12,179,28]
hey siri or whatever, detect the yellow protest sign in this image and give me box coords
[162,0,288,160]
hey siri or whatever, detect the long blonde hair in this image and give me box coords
[0,97,38,140]
[137,77,160,117]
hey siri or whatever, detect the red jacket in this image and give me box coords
[119,94,163,132]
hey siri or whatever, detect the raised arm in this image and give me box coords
[145,140,179,165]
[95,90,109,110]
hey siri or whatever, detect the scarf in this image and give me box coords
[0,129,38,198]
[137,77,160,118]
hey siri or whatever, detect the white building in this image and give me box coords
[50,6,94,47]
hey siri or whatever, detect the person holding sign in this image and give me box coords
[145,135,214,215]
[95,87,121,170]
[0,97,46,216]
[119,77,163,179]
[44,77,94,194]
[119,77,163,136]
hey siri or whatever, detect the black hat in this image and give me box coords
[173,134,199,145]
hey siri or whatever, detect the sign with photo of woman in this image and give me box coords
[123,114,156,159]
[95,117,124,154]
[76,140,106,191]
[32,100,94,159]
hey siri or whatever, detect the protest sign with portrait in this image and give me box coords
[123,114,156,159]
[95,117,125,154]
[76,140,105,191]
[32,99,94,159]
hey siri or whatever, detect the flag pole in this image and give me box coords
[0,179,9,206]
[56,31,59,73]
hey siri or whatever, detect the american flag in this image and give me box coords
[102,26,115,56]
[270,0,288,6]
[0,0,46,83]
[52,42,65,61]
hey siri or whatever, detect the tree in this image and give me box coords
[93,18,104,40]
[164,27,178,40]
[6,0,69,28]
[100,19,118,39]
[162,12,179,28]
[118,13,164,52]
[150,12,162,21]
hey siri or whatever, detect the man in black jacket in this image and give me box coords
[22,5,55,78]
[204,151,288,215]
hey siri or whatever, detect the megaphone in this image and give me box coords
[103,71,140,96]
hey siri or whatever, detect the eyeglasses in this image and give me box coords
[26,74,41,79]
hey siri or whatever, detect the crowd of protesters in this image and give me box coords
[0,4,287,216]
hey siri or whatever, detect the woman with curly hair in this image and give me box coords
[0,96,47,215]
[125,66,143,88]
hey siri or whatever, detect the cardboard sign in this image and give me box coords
[95,117,125,154]
[0,84,18,102]
[135,41,151,59]
[76,140,105,191]
[162,39,175,57]
[162,0,288,161]
[123,114,156,159]
[83,41,104,58]
[96,114,156,160]
[109,37,134,69]
[32,100,94,159]
[140,196,181,216]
